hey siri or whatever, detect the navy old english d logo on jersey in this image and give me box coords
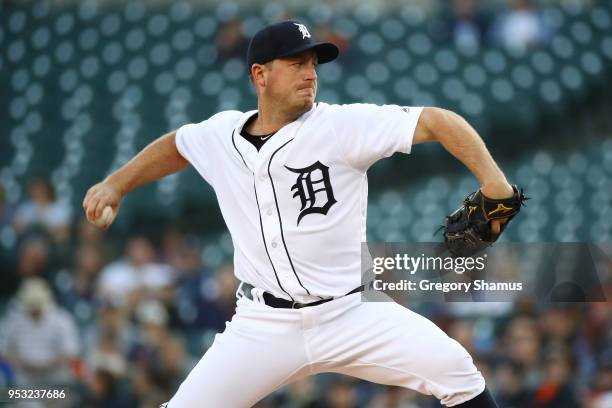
[285,161,337,225]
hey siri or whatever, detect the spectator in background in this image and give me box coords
[493,359,531,408]
[17,236,51,278]
[96,236,175,311]
[215,19,248,61]
[73,244,105,300]
[83,301,135,368]
[586,357,612,407]
[161,227,208,290]
[167,231,213,328]
[129,299,182,395]
[2,235,53,297]
[532,345,580,407]
[56,244,106,315]
[368,386,418,408]
[175,256,236,331]
[582,299,607,337]
[491,0,550,52]
[0,278,80,387]
[0,359,12,390]
[161,226,189,271]
[504,315,542,387]
[157,335,191,394]
[82,368,126,408]
[283,377,324,408]
[430,0,490,51]
[13,178,71,243]
[451,0,489,50]
[325,378,358,408]
[124,297,182,408]
[87,331,128,381]
[127,365,168,408]
[447,319,476,355]
[132,299,170,347]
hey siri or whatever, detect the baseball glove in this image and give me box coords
[442,185,528,257]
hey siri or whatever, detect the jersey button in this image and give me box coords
[266,209,273,216]
[271,242,278,248]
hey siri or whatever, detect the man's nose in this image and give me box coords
[304,64,317,81]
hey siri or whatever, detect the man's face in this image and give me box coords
[259,50,318,115]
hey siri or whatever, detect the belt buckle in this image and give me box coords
[291,301,299,309]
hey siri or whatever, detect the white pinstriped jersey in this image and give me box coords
[176,102,423,303]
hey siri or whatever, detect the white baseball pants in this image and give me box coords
[165,292,485,407]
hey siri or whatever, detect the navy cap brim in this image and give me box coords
[276,42,339,64]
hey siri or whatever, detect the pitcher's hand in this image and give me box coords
[83,180,122,229]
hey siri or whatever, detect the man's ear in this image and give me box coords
[251,64,266,88]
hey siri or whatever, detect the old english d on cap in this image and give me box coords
[246,20,339,69]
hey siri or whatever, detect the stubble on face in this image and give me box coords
[266,52,318,118]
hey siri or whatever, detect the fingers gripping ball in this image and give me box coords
[91,206,116,229]
[443,185,528,257]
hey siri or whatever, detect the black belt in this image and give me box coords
[239,282,369,309]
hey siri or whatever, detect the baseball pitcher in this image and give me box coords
[83,21,525,407]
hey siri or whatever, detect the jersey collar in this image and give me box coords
[232,104,318,172]
[234,103,318,136]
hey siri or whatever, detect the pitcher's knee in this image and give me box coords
[436,371,485,407]
[426,341,486,406]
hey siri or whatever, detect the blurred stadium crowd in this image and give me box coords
[1,180,611,408]
[1,0,612,407]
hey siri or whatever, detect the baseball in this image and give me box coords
[91,206,115,228]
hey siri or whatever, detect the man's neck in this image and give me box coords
[247,102,306,135]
